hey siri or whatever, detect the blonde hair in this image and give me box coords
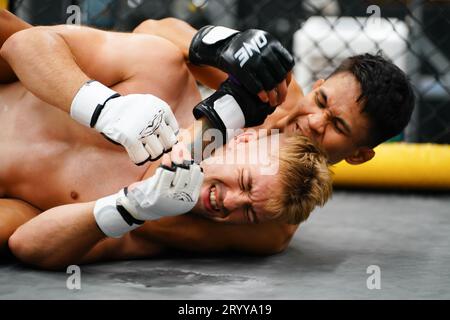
[266,134,333,225]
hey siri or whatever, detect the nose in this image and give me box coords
[307,111,327,136]
[223,190,249,213]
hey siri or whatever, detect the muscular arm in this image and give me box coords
[136,214,298,255]
[0,24,178,112]
[0,199,40,256]
[133,18,227,91]
[9,201,165,269]
[9,198,296,270]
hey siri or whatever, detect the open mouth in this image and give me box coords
[202,184,222,217]
[209,185,220,211]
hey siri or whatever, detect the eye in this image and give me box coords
[245,205,257,224]
[315,93,326,109]
[333,120,344,134]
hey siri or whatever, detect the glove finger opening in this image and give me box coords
[155,121,178,151]
[274,45,295,73]
[143,134,164,160]
[172,165,192,191]
[261,49,287,87]
[124,139,150,165]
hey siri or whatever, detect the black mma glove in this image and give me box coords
[189,25,295,95]
[193,77,274,142]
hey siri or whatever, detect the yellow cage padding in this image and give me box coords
[332,143,450,190]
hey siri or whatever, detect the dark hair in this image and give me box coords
[329,53,415,147]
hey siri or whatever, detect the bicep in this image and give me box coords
[80,228,166,264]
[43,25,166,88]
[134,214,296,255]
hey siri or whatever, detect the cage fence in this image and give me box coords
[7,0,450,144]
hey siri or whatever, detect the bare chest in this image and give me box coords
[0,84,149,209]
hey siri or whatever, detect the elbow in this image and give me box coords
[0,28,30,60]
[0,27,51,62]
[264,238,290,256]
[8,227,64,270]
[261,227,296,256]
[133,17,186,34]
[133,19,158,34]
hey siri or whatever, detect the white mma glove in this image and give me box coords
[93,161,204,238]
[70,80,179,165]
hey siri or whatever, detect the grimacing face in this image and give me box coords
[275,72,375,165]
[191,132,284,224]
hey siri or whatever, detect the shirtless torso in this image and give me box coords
[0,17,302,261]
[0,63,198,210]
[0,24,204,211]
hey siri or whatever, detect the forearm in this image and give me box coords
[133,18,227,90]
[9,202,105,269]
[0,27,89,111]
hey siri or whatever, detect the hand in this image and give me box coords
[193,77,274,141]
[71,81,179,165]
[189,26,295,106]
[93,142,202,238]
[116,160,203,222]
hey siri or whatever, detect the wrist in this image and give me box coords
[70,80,120,128]
[193,90,245,142]
[93,189,144,238]
[189,25,239,67]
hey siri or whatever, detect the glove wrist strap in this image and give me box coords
[70,80,119,128]
[93,190,143,238]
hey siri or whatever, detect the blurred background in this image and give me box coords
[4,0,450,145]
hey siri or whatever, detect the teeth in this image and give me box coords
[209,186,219,210]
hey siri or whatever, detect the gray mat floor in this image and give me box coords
[1,190,449,300]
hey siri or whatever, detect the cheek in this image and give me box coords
[322,132,353,159]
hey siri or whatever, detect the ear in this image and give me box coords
[312,79,325,90]
[345,147,375,165]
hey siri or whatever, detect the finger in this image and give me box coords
[142,134,164,160]
[261,49,287,86]
[268,89,278,107]
[170,142,192,164]
[276,80,288,105]
[256,61,278,91]
[275,45,295,72]
[238,73,264,96]
[163,106,180,135]
[156,121,177,151]
[286,71,293,87]
[153,167,176,194]
[186,164,204,197]
[124,139,150,165]
[161,153,172,167]
[172,166,191,191]
[258,90,269,103]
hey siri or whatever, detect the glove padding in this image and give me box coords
[189,26,295,94]
[71,81,179,165]
[116,160,204,222]
[193,77,274,141]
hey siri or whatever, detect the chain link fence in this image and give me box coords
[8,0,450,144]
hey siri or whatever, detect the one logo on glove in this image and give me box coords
[139,110,164,139]
[170,191,194,202]
[234,32,268,67]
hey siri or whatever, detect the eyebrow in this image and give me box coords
[319,89,352,135]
